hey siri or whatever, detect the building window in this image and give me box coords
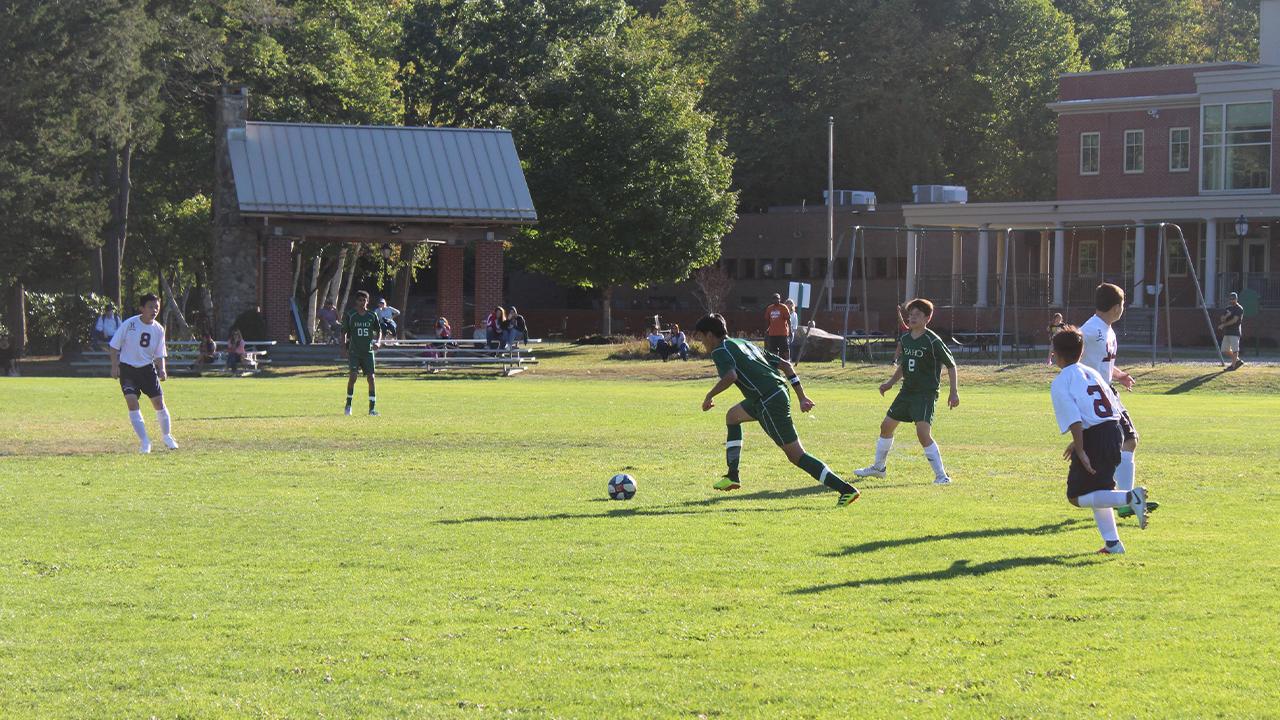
[1201,102,1272,191]
[1166,242,1189,277]
[814,258,828,280]
[779,258,793,277]
[1080,132,1100,175]
[795,258,810,278]
[1078,240,1098,275]
[874,257,888,279]
[1169,127,1190,172]
[741,258,756,279]
[723,258,737,279]
[1124,130,1144,173]
[760,259,775,278]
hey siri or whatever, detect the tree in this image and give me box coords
[511,32,737,334]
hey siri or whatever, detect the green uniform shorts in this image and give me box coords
[741,390,798,447]
[348,351,376,376]
[887,390,937,425]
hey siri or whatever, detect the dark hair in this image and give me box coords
[139,293,160,308]
[1095,283,1125,312]
[694,313,728,339]
[1052,324,1084,363]
[905,298,934,317]
[355,290,370,302]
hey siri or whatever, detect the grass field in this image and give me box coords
[2,347,1278,718]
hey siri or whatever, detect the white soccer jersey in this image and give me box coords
[109,315,167,368]
[1079,314,1117,382]
[1050,362,1121,434]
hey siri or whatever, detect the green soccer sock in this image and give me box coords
[725,424,743,479]
[799,453,855,494]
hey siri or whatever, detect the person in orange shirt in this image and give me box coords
[765,293,792,360]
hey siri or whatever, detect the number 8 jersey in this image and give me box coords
[109,315,168,368]
[1050,362,1121,434]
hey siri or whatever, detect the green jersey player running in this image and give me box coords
[342,290,383,416]
[691,313,860,508]
[855,298,960,484]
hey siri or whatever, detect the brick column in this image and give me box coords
[474,239,504,327]
[435,244,464,331]
[263,236,294,342]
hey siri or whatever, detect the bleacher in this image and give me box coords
[354,338,539,376]
[70,340,276,376]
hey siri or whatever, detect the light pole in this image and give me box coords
[1234,214,1248,294]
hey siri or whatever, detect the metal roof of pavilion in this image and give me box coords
[227,121,537,223]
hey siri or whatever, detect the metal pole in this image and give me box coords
[1165,222,1226,366]
[1163,224,1174,363]
[860,227,872,356]
[997,228,1012,365]
[841,231,856,368]
[825,116,835,311]
[1151,227,1164,367]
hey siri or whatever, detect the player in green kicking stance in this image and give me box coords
[691,313,860,508]
[342,290,383,416]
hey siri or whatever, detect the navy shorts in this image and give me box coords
[1067,420,1122,500]
[119,363,162,399]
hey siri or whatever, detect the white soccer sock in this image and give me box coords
[922,442,946,478]
[874,436,894,468]
[1075,489,1129,508]
[1116,451,1135,492]
[1092,508,1120,543]
[156,408,171,436]
[128,410,148,442]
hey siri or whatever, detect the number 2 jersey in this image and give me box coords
[898,329,956,395]
[1050,362,1121,434]
[108,315,167,368]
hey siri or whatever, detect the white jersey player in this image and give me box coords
[1049,325,1150,554]
[108,294,177,453]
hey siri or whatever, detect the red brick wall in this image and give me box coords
[435,244,464,329]
[263,237,293,342]
[1057,108,1200,200]
[474,239,504,326]
[1058,65,1244,101]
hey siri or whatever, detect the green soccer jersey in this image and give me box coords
[344,311,380,354]
[898,328,955,394]
[711,338,788,403]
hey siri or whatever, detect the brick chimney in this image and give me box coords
[1263,0,1280,66]
[211,86,260,338]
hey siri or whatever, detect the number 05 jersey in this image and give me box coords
[109,315,168,368]
[1050,362,1121,434]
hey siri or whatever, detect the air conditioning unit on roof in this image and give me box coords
[912,185,968,204]
[823,189,877,207]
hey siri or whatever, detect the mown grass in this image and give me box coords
[1,349,1278,718]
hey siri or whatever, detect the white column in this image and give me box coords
[1053,225,1066,307]
[976,225,990,308]
[1204,218,1217,307]
[905,230,918,300]
[1132,222,1146,308]
[950,232,963,306]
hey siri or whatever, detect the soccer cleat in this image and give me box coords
[836,489,861,507]
[344,406,352,416]
[369,409,379,416]
[1096,542,1126,555]
[139,439,152,454]
[1116,500,1159,518]
[933,475,952,485]
[1128,487,1150,530]
[853,465,886,478]
[162,435,179,450]
[713,476,740,491]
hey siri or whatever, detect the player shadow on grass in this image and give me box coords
[824,518,1089,557]
[1164,368,1231,394]
[435,501,816,526]
[790,553,1094,594]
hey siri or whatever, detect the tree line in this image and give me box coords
[0,0,1260,344]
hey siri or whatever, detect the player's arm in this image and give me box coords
[945,364,959,408]
[776,358,815,412]
[108,346,120,379]
[702,370,737,411]
[154,355,167,382]
[1111,364,1134,390]
[879,345,903,396]
[1062,421,1095,474]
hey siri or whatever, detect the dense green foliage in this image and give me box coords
[1,357,1278,715]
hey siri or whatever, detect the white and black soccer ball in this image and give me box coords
[607,473,637,500]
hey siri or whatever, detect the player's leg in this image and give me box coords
[345,367,358,415]
[915,417,950,485]
[150,394,178,450]
[118,367,152,453]
[1113,413,1158,517]
[855,414,900,478]
[366,368,378,415]
[779,439,859,506]
[716,403,755,490]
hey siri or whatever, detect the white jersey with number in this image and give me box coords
[1079,314,1117,383]
[1050,362,1120,433]
[109,315,167,368]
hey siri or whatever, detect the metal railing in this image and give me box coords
[1217,272,1280,306]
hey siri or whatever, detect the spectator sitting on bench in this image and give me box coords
[647,326,673,360]
[669,324,690,361]
[375,298,400,338]
[507,306,528,347]
[0,335,16,377]
[226,329,248,372]
[197,331,218,368]
[318,301,341,343]
[485,307,506,349]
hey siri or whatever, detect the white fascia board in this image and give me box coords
[904,195,1280,228]
[1047,94,1200,115]
[1195,67,1280,95]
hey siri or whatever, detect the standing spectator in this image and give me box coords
[1046,311,1066,365]
[375,298,400,338]
[0,335,16,377]
[226,329,248,372]
[93,304,122,350]
[1218,291,1245,370]
[317,301,340,344]
[669,323,690,361]
[508,306,528,347]
[485,306,506,349]
[765,293,791,360]
[784,298,799,358]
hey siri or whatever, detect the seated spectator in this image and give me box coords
[226,329,248,372]
[92,305,121,349]
[317,301,340,343]
[669,324,689,361]
[435,316,452,340]
[647,327,672,360]
[485,307,506,349]
[507,306,528,347]
[197,331,218,368]
[0,335,16,377]
[375,298,400,337]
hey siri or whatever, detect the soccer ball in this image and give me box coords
[608,473,637,500]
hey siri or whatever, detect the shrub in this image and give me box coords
[607,339,708,361]
[574,334,633,345]
[23,292,113,354]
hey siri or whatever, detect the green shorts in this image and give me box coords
[741,391,798,447]
[887,390,937,425]
[348,351,376,376]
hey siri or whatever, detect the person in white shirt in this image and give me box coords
[1050,325,1151,554]
[1079,282,1156,520]
[93,305,121,349]
[108,294,177,454]
[375,298,400,337]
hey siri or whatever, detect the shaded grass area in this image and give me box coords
[0,360,1278,717]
